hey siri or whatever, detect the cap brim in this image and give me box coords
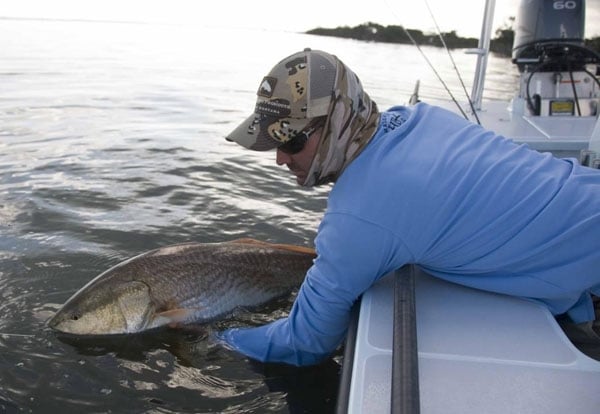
[226,114,312,152]
[226,113,276,151]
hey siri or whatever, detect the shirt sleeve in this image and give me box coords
[218,212,413,366]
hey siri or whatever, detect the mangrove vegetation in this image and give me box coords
[306,21,600,58]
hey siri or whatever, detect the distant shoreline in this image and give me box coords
[306,22,600,58]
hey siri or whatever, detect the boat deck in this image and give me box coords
[347,269,600,414]
[433,100,599,157]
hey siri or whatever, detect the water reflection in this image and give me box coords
[48,323,339,413]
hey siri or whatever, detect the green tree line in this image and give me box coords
[306,22,600,57]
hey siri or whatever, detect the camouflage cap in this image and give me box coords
[226,48,338,151]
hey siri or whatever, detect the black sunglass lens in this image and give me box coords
[279,133,308,154]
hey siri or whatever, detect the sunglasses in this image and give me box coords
[278,122,323,155]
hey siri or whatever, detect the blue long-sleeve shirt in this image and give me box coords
[221,103,600,366]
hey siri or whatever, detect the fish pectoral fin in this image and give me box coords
[153,308,199,327]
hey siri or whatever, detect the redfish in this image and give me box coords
[48,239,315,335]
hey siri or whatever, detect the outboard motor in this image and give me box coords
[511,0,600,116]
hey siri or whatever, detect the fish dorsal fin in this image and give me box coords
[230,238,268,246]
[229,238,316,256]
[269,243,316,256]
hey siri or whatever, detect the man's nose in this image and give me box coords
[276,149,291,165]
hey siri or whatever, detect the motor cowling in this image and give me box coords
[510,0,600,117]
[512,0,594,71]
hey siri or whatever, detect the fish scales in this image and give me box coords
[137,244,305,303]
[48,239,316,335]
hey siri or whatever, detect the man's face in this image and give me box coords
[275,127,323,185]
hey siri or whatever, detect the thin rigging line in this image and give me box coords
[423,0,481,124]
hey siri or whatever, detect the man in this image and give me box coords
[221,48,600,366]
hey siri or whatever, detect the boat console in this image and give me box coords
[450,0,600,166]
[511,0,600,120]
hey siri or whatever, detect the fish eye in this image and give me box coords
[71,315,80,321]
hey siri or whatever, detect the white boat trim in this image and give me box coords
[468,0,496,110]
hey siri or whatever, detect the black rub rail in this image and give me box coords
[336,265,420,414]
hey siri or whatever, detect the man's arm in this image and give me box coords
[219,213,413,365]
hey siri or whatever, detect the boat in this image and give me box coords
[336,0,600,412]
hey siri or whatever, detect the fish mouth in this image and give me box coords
[46,315,57,328]
[46,310,66,330]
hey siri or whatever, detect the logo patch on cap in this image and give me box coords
[258,77,277,98]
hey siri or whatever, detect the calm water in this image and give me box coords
[0,19,517,413]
